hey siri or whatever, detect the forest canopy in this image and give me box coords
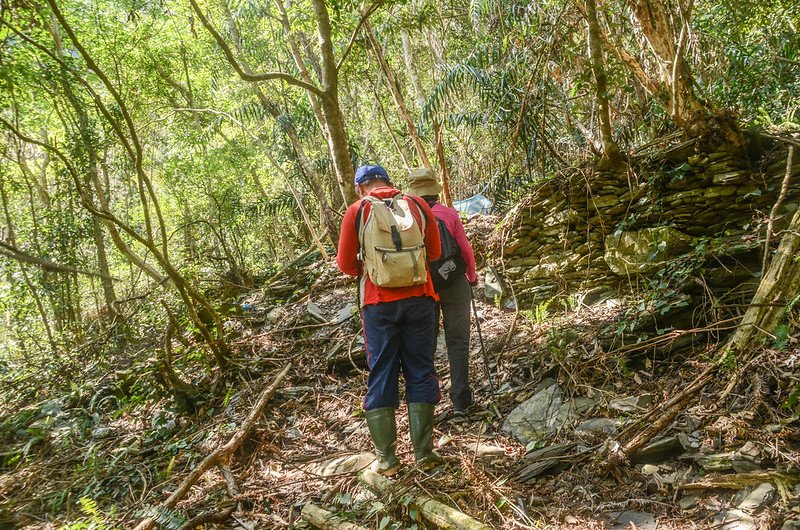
[0,0,799,526]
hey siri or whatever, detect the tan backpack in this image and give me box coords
[356,193,428,288]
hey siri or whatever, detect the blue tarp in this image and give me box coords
[453,193,493,215]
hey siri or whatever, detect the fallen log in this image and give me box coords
[679,471,799,492]
[358,469,492,530]
[133,363,292,530]
[177,506,235,530]
[301,503,369,530]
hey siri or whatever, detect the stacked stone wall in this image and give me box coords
[496,138,800,307]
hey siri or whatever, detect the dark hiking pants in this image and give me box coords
[361,296,440,410]
[435,274,474,411]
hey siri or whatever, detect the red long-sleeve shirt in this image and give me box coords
[337,186,441,306]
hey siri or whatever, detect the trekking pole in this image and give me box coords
[470,285,495,394]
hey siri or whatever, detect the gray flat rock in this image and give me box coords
[713,509,757,530]
[611,510,656,530]
[738,483,776,514]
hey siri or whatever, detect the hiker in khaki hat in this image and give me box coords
[407,168,478,416]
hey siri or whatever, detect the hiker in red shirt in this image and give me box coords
[337,164,444,474]
[407,168,478,415]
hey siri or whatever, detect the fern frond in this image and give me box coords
[78,497,101,521]
[442,111,492,128]
[231,101,270,126]
[136,505,187,530]
[420,45,510,125]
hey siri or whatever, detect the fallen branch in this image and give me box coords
[264,247,316,286]
[301,503,370,530]
[358,470,492,530]
[133,363,292,530]
[604,316,742,357]
[177,506,235,530]
[679,471,799,491]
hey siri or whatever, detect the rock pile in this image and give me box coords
[494,136,800,307]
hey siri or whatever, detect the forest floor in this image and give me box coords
[2,253,799,529]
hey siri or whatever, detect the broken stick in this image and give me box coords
[133,363,292,530]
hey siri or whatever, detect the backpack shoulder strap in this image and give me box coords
[354,198,370,241]
[404,194,428,232]
[354,199,369,269]
[353,198,371,306]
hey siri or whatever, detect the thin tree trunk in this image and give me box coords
[401,27,455,203]
[0,171,58,353]
[585,0,620,162]
[401,29,426,109]
[365,20,432,169]
[434,120,454,206]
[373,74,411,169]
[222,1,341,237]
[274,0,330,139]
[629,0,706,125]
[313,0,357,205]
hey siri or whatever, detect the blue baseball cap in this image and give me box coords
[354,164,392,186]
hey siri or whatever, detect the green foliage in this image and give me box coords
[1,0,799,523]
[773,324,791,351]
[694,0,800,127]
[721,348,737,372]
[783,386,800,413]
[526,298,552,325]
[58,497,112,530]
[135,505,186,530]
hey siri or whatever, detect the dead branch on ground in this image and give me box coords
[133,363,292,530]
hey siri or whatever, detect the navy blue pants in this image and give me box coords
[362,296,440,410]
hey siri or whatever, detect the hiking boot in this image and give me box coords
[453,399,475,415]
[407,402,445,470]
[364,408,402,476]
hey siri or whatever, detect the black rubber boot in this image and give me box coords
[408,403,445,470]
[364,407,402,476]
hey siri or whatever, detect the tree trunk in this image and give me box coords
[313,0,357,206]
[586,0,620,162]
[629,0,706,125]
[91,216,117,312]
[365,20,432,170]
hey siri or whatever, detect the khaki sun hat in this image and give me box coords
[407,167,442,196]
